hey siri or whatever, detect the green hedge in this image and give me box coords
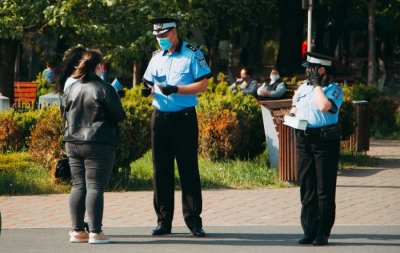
[197,76,265,160]
[1,80,399,183]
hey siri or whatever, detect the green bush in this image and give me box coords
[36,71,55,97]
[0,115,24,151]
[0,109,40,151]
[338,100,355,140]
[343,83,385,102]
[198,76,265,160]
[28,105,64,172]
[342,83,400,136]
[113,87,153,181]
[198,109,240,161]
[370,96,399,126]
[13,110,40,148]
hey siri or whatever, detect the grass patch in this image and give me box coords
[370,124,400,140]
[370,112,400,140]
[1,147,382,196]
[339,149,379,169]
[107,150,284,191]
[0,152,71,195]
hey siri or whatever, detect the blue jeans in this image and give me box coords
[66,142,115,233]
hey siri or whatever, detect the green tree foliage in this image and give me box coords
[0,0,50,101]
[43,0,206,63]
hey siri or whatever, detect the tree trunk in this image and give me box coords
[366,0,377,86]
[210,37,220,84]
[313,4,328,54]
[0,39,20,104]
[133,60,141,87]
[54,37,69,66]
[327,1,348,57]
[276,0,304,76]
[209,19,220,83]
[228,27,234,68]
[247,24,258,68]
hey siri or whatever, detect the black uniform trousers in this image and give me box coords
[151,107,203,229]
[296,129,340,237]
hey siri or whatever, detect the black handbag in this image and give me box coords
[55,154,71,180]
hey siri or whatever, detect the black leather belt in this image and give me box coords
[156,107,195,119]
[297,124,337,136]
[297,127,322,135]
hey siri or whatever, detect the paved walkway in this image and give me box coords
[1,139,400,229]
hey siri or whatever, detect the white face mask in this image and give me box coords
[270,74,280,82]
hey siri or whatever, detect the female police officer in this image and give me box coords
[288,52,343,246]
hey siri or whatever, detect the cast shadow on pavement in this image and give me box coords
[338,168,386,178]
[109,233,400,247]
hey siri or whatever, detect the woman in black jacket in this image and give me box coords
[62,50,126,244]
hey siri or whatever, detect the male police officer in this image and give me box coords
[142,17,212,237]
[288,52,344,246]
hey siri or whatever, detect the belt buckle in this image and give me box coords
[164,112,171,119]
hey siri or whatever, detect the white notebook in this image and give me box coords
[284,115,308,130]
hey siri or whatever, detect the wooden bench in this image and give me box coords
[14,82,38,103]
[257,85,299,182]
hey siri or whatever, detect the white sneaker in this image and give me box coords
[89,232,111,244]
[69,230,89,243]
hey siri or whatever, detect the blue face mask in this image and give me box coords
[157,35,172,51]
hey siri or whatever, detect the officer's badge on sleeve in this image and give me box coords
[195,54,207,68]
[332,87,342,99]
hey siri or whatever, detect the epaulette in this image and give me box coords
[185,43,198,53]
[328,80,340,86]
[153,49,163,56]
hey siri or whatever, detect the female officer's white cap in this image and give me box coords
[302,52,336,67]
[149,17,179,35]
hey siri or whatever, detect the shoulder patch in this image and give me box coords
[153,49,163,56]
[185,44,198,53]
[195,53,207,68]
[332,86,342,99]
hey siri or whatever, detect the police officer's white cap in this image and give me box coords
[149,17,179,35]
[302,52,336,67]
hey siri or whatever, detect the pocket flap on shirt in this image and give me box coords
[173,65,190,74]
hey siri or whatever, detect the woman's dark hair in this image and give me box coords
[70,50,103,80]
[53,47,86,94]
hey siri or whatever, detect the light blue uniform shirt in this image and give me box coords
[292,80,344,128]
[143,40,212,112]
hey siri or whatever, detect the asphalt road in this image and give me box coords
[1,225,399,253]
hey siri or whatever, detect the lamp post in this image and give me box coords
[302,0,313,52]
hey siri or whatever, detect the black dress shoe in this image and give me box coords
[297,234,316,244]
[152,225,171,236]
[190,227,205,237]
[313,235,328,245]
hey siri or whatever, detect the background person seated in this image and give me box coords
[43,60,54,85]
[257,67,287,100]
[229,67,258,98]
